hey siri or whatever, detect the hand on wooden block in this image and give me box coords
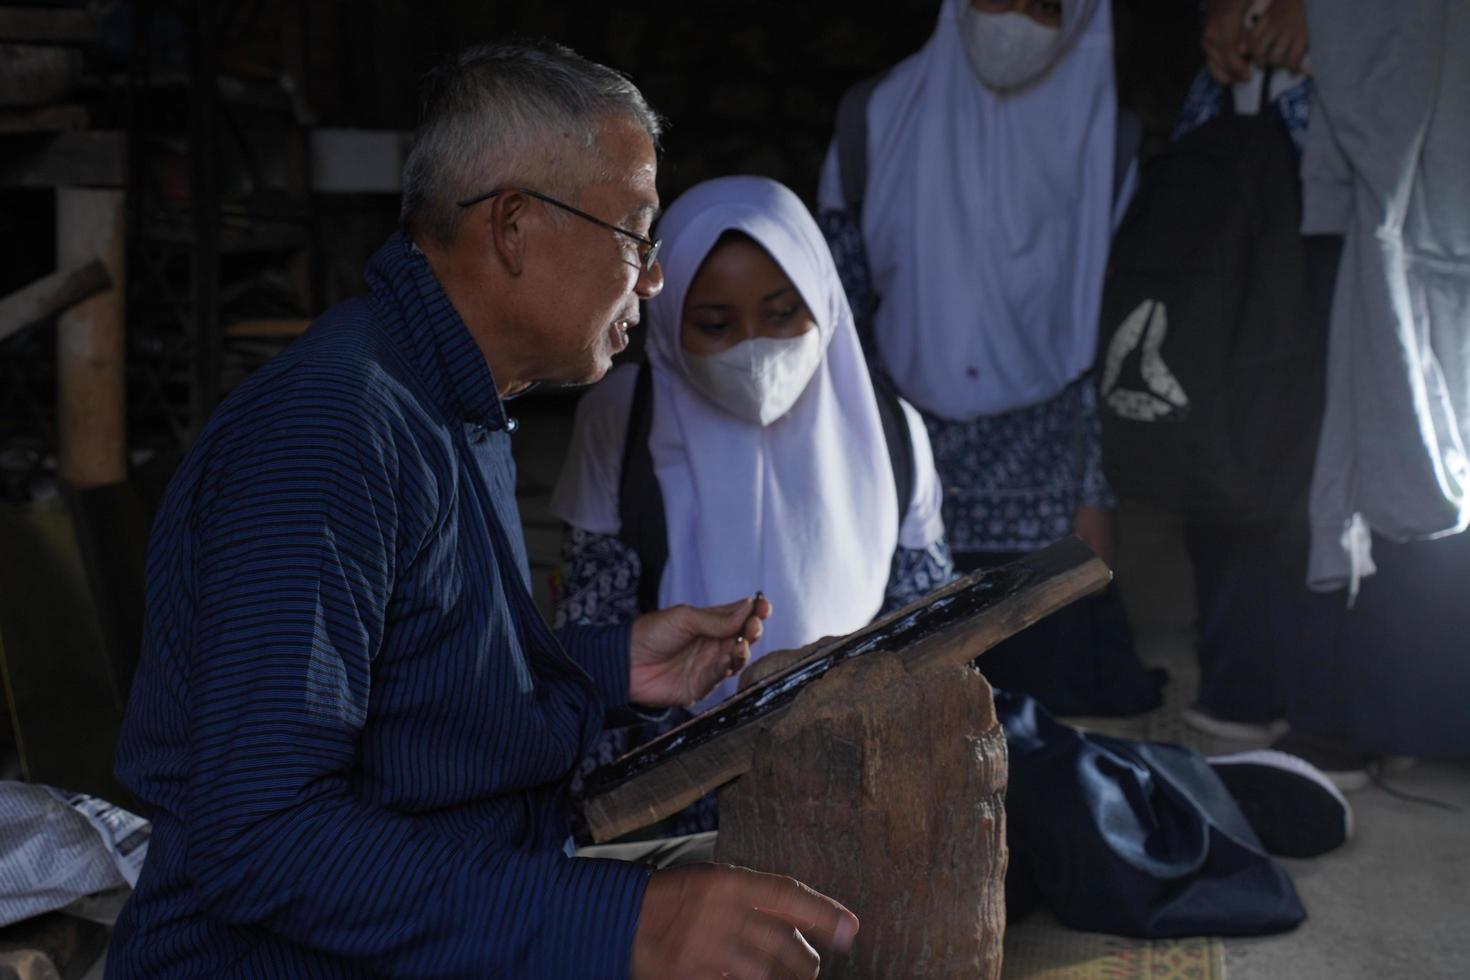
[630,863,858,980]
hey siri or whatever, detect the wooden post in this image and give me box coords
[715,653,1008,980]
[56,187,126,487]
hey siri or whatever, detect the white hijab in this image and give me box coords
[861,0,1116,420]
[563,176,900,712]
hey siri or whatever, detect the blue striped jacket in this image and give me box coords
[108,234,650,978]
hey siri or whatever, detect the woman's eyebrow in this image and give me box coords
[762,285,797,302]
[687,300,733,311]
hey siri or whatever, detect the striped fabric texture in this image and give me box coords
[107,234,651,978]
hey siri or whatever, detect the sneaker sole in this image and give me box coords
[1208,749,1354,858]
[1181,706,1290,742]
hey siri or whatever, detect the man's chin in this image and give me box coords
[540,357,612,390]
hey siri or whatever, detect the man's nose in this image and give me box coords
[635,258,664,300]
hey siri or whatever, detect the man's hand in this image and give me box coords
[629,595,772,707]
[1202,0,1252,84]
[631,863,858,980]
[1246,0,1308,74]
[1073,505,1117,570]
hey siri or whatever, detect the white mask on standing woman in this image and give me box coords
[683,331,824,426]
[959,6,1063,92]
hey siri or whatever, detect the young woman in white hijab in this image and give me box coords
[816,0,1163,717]
[550,174,1331,938]
[550,175,952,832]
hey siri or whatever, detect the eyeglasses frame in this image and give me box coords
[456,186,661,272]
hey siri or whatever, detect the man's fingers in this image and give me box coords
[748,874,859,955]
[741,612,765,646]
[1288,37,1308,73]
[724,940,810,980]
[728,637,752,676]
[737,919,820,980]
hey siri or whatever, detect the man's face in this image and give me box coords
[523,116,663,386]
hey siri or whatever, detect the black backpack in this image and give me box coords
[616,361,914,613]
[1095,87,1326,522]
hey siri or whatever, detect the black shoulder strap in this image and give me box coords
[1113,106,1142,208]
[869,372,915,529]
[835,73,885,221]
[617,361,667,614]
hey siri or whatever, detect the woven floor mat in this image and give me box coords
[1003,911,1225,980]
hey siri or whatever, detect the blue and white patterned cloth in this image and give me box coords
[821,207,1115,554]
[1172,68,1314,154]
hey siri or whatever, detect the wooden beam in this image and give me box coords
[583,537,1110,842]
[0,258,110,345]
[57,188,126,488]
[0,104,89,134]
[0,5,103,43]
[0,132,125,189]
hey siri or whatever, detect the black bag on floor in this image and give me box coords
[1097,90,1325,522]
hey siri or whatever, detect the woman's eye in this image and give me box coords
[768,306,800,324]
[693,321,731,337]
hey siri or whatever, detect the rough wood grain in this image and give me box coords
[584,537,1106,842]
[716,654,1007,979]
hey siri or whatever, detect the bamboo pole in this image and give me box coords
[56,187,126,487]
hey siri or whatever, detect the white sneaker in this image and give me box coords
[1209,748,1354,857]
[1181,705,1289,742]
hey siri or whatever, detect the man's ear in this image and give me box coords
[486,191,530,277]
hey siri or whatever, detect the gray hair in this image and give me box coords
[400,41,664,245]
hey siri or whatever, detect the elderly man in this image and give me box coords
[108,42,856,979]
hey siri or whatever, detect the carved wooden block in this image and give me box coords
[715,653,1007,979]
[584,537,1106,842]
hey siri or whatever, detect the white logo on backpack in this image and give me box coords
[1101,299,1190,422]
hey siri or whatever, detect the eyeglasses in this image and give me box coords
[456,186,662,273]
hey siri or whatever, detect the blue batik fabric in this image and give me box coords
[1172,68,1313,154]
[108,233,651,979]
[820,207,1114,555]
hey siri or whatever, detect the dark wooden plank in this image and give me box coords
[0,132,125,188]
[583,724,761,844]
[0,6,102,43]
[583,537,1109,842]
[0,104,88,134]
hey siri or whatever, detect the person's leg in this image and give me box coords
[1182,520,1288,734]
[954,550,1162,718]
[1340,530,1470,758]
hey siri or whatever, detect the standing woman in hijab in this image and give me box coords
[817,0,1160,716]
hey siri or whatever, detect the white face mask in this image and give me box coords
[684,331,824,426]
[959,8,1063,92]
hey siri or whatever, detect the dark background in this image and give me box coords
[0,0,1204,493]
